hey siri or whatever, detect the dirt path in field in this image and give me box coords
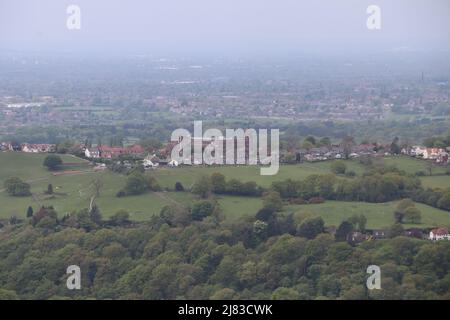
[51,170,93,176]
[154,192,185,208]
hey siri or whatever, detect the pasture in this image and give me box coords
[0,152,449,229]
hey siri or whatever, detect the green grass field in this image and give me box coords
[0,152,449,229]
[152,161,365,189]
[420,175,450,189]
[0,152,87,183]
[382,156,448,175]
[286,200,450,229]
[213,196,450,229]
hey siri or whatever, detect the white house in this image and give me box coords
[143,154,160,168]
[85,147,100,159]
[410,146,426,157]
[21,143,55,153]
[422,148,442,160]
[429,228,450,241]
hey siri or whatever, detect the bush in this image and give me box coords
[345,170,356,177]
[415,171,426,176]
[191,201,215,221]
[308,197,325,204]
[331,161,347,175]
[109,210,130,226]
[403,206,422,224]
[175,182,184,191]
[297,217,325,239]
[255,207,275,221]
[3,177,31,197]
[118,172,161,196]
[192,175,212,198]
[116,190,126,197]
[289,197,307,205]
[43,155,63,171]
[262,191,283,211]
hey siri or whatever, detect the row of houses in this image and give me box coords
[0,142,56,153]
[84,146,180,168]
[293,144,379,162]
[344,227,450,245]
[84,145,145,159]
[142,154,179,168]
[403,146,450,163]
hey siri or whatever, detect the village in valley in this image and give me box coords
[1,138,449,167]
[1,136,449,244]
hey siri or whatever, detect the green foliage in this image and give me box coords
[272,287,301,300]
[191,201,215,221]
[109,210,130,226]
[255,207,275,222]
[43,155,63,170]
[335,221,354,241]
[297,217,325,239]
[388,223,405,238]
[175,182,184,191]
[0,211,448,300]
[0,289,19,300]
[120,172,160,196]
[191,175,212,199]
[124,173,148,195]
[32,206,58,228]
[437,192,450,211]
[3,177,31,197]
[158,205,191,227]
[348,214,367,232]
[262,191,283,212]
[395,199,421,224]
[46,184,53,195]
[138,138,163,151]
[403,207,422,224]
[210,172,226,194]
[330,161,347,174]
[26,206,33,218]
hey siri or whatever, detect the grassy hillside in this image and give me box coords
[420,175,450,189]
[213,196,450,229]
[0,152,449,229]
[0,152,87,183]
[286,200,450,229]
[151,162,354,189]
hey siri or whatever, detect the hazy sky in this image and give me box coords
[1,0,449,56]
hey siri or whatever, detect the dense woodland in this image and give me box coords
[0,201,449,300]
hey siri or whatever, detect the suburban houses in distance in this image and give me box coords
[1,140,450,166]
[0,142,55,153]
[84,145,145,159]
[405,146,450,163]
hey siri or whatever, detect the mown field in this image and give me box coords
[0,152,449,229]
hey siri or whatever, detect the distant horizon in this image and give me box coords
[1,0,450,56]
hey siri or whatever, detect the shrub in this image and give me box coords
[43,155,63,171]
[289,197,307,205]
[345,170,356,177]
[191,201,215,221]
[308,197,325,204]
[175,182,184,191]
[3,177,31,197]
[331,161,347,174]
[116,190,126,197]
